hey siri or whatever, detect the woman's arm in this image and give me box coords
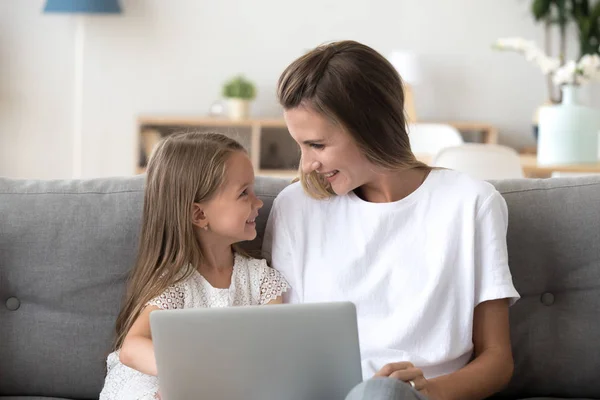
[119,305,161,376]
[375,298,513,400]
[427,298,514,400]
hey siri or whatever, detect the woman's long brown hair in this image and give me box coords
[277,40,430,199]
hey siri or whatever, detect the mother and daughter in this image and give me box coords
[100,40,519,400]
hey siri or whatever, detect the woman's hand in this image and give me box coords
[375,362,438,399]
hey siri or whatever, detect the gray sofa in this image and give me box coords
[1,175,599,400]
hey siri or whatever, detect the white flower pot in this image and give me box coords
[227,99,250,120]
[537,85,600,165]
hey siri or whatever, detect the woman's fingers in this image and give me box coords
[389,367,424,382]
[374,362,414,377]
[375,362,427,392]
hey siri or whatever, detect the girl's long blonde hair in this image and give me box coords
[112,131,245,351]
[277,40,430,199]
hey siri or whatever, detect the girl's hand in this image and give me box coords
[375,362,434,398]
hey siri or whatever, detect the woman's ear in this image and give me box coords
[192,203,209,230]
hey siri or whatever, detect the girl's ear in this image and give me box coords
[192,203,209,229]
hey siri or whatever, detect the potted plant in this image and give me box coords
[529,0,600,103]
[494,1,600,140]
[492,36,600,165]
[222,75,256,120]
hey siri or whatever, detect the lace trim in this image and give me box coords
[146,284,185,310]
[259,267,289,304]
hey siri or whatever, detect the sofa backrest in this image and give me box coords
[1,175,599,399]
[492,177,600,399]
[0,175,288,398]
[0,176,145,398]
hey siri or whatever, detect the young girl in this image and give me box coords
[100,132,289,400]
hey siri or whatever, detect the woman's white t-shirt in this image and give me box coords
[262,169,520,380]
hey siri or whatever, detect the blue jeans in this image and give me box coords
[345,377,429,400]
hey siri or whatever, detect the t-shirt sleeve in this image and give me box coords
[261,198,299,303]
[257,259,290,305]
[145,281,186,310]
[474,190,520,306]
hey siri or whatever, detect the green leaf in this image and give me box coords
[591,0,600,19]
[571,0,590,17]
[555,0,569,25]
[532,0,552,20]
[222,75,256,100]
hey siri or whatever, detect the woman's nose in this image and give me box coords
[301,156,321,174]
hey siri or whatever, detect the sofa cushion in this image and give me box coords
[0,176,145,398]
[0,175,290,398]
[492,177,600,399]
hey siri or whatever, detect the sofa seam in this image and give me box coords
[499,181,600,195]
[0,189,144,195]
[0,191,280,197]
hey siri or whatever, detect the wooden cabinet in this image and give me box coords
[138,116,299,177]
[137,116,498,177]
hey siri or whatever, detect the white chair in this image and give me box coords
[407,123,464,161]
[432,144,525,180]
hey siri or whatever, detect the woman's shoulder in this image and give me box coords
[429,168,500,201]
[273,181,346,212]
[274,181,307,203]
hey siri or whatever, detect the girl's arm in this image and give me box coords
[266,296,283,305]
[119,305,161,376]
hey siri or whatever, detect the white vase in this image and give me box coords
[537,84,600,165]
[227,98,250,120]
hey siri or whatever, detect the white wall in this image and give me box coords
[1,0,597,178]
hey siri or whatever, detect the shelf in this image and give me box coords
[421,120,498,144]
[138,116,287,129]
[258,169,298,178]
[137,117,299,176]
[137,116,499,176]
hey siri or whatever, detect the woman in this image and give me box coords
[262,40,520,400]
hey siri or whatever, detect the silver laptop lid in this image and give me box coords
[150,301,362,400]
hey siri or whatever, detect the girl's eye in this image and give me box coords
[240,189,249,197]
[309,143,324,150]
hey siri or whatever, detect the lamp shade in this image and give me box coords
[43,0,121,13]
[388,51,422,86]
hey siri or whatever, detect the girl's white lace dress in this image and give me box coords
[99,254,289,400]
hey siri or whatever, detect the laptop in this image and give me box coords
[150,302,362,400]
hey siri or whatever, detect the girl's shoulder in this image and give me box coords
[145,267,197,310]
[234,252,270,275]
[234,253,289,303]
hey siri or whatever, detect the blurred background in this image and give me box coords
[1,0,599,179]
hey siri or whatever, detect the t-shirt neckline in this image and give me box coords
[346,169,437,210]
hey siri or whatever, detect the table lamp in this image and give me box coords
[388,51,422,123]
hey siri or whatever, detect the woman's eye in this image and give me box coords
[240,189,248,197]
[310,143,324,150]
